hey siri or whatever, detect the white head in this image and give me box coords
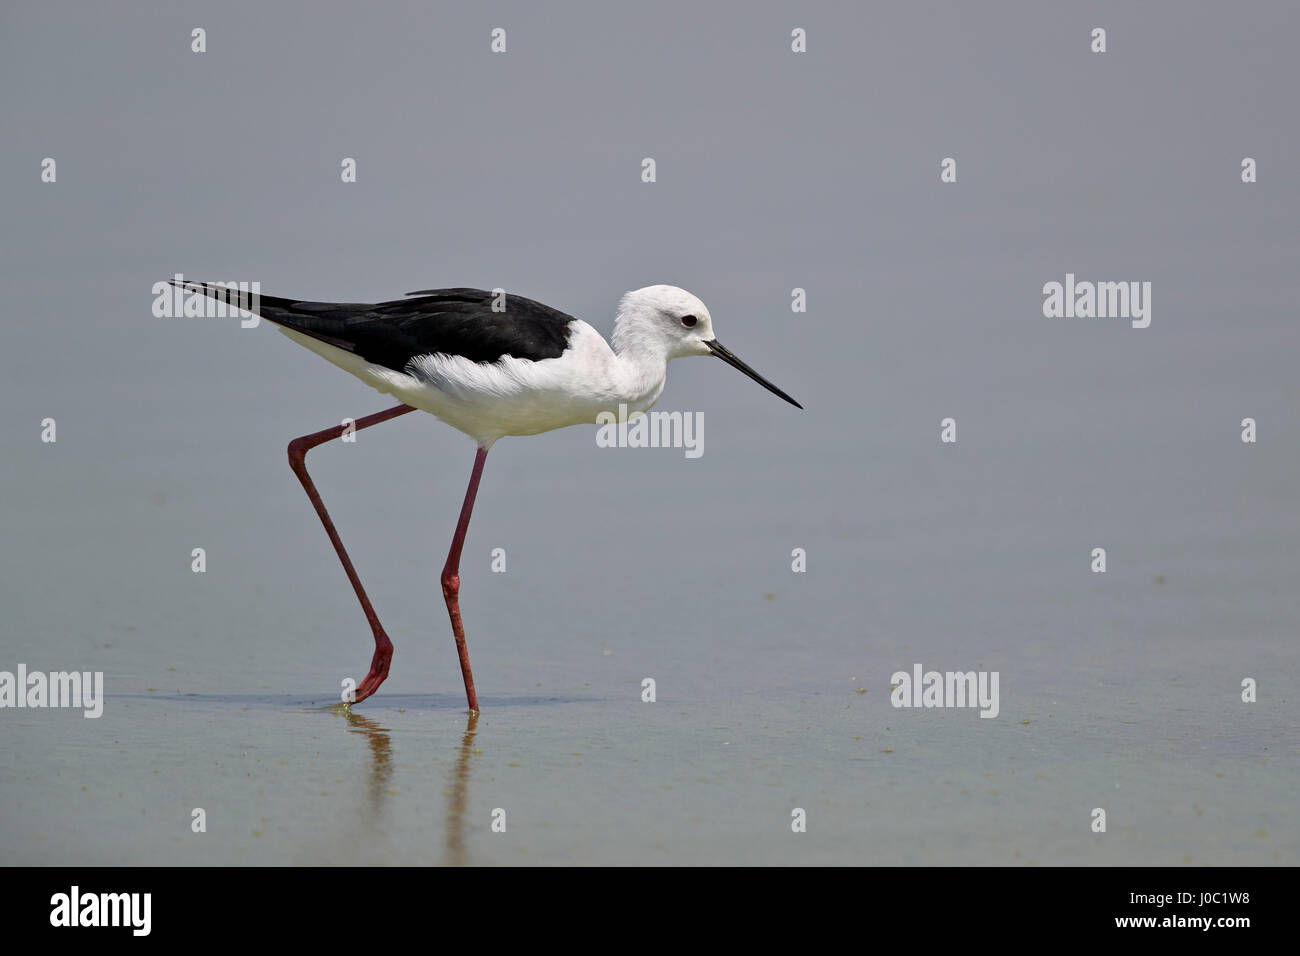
[612,285,802,408]
[612,285,716,359]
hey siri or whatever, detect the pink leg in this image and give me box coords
[442,447,489,713]
[287,404,416,703]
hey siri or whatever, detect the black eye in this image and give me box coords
[681,315,697,328]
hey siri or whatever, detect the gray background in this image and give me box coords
[1,0,1295,864]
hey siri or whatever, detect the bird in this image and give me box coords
[174,280,801,712]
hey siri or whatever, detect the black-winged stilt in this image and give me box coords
[176,281,801,711]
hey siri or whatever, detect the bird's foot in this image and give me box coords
[352,639,393,704]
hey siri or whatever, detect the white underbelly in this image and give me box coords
[276,326,638,446]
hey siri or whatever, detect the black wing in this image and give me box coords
[173,282,577,370]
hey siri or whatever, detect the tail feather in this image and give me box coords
[167,279,366,352]
[167,279,295,319]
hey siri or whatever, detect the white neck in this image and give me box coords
[607,316,670,412]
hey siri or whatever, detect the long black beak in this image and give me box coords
[705,339,803,409]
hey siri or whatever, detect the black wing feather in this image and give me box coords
[173,282,576,370]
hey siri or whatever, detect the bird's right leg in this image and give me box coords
[287,403,417,703]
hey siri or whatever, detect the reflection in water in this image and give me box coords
[331,704,478,865]
[332,704,393,822]
[443,711,478,866]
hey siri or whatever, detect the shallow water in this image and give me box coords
[3,434,1296,866]
[4,681,1293,865]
